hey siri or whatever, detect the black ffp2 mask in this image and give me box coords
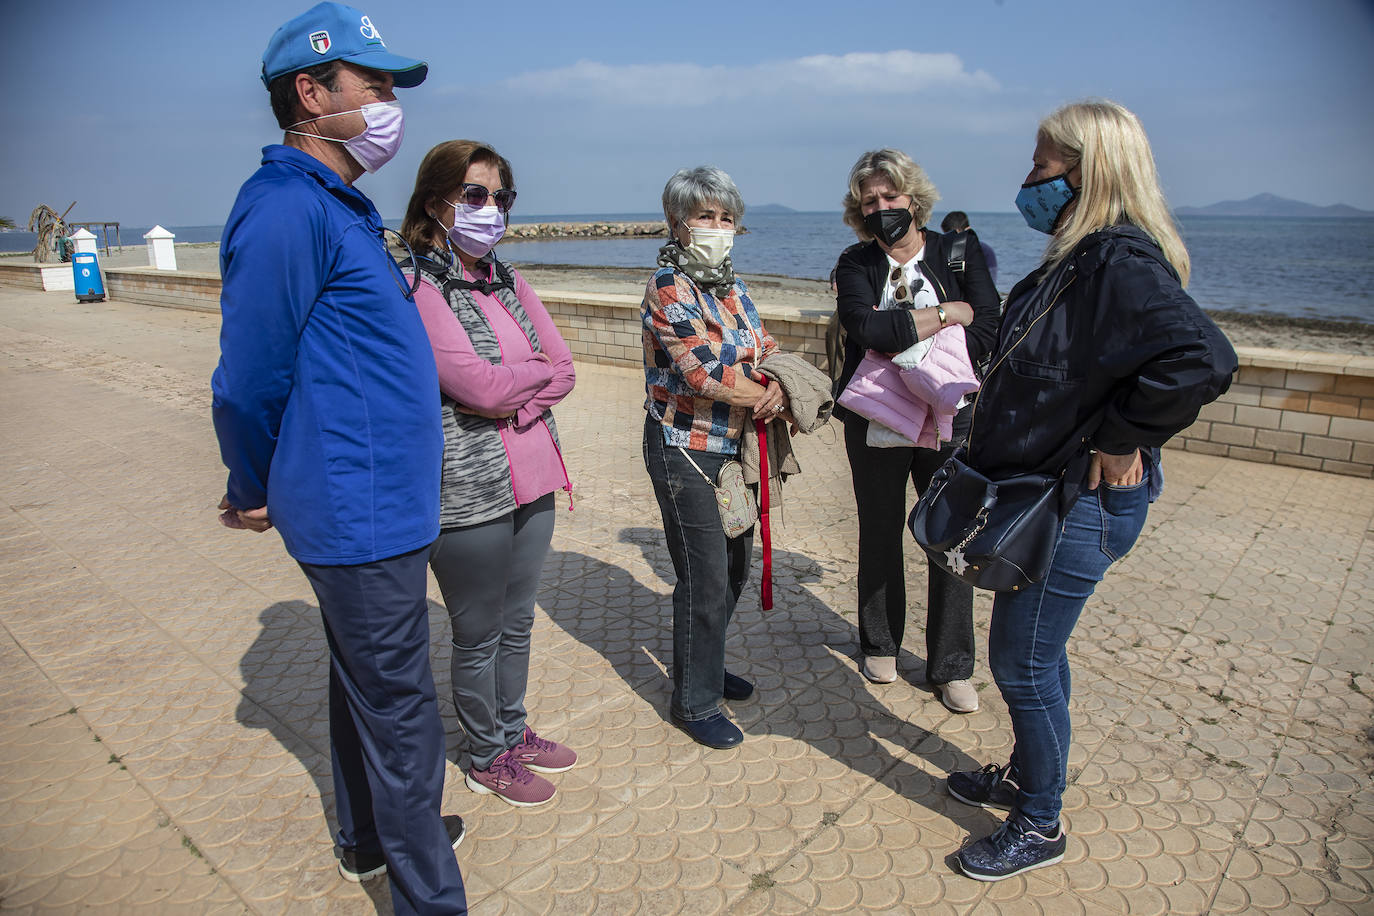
[863,207,914,247]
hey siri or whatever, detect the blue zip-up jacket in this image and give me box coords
[211,145,443,565]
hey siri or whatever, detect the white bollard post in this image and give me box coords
[70,228,98,255]
[144,225,177,271]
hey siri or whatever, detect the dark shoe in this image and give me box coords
[947,762,1018,811]
[338,814,466,883]
[723,671,754,701]
[670,711,743,749]
[957,813,1066,882]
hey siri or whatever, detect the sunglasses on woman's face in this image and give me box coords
[889,266,924,304]
[458,183,517,212]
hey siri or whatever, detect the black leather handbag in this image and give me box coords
[907,256,1090,591]
[908,450,1084,592]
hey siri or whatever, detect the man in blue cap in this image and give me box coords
[211,4,467,913]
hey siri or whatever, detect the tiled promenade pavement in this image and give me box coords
[0,285,1370,915]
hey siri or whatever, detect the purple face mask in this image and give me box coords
[442,202,507,257]
[287,101,405,173]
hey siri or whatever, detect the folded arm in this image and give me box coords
[412,277,558,418]
[510,271,576,426]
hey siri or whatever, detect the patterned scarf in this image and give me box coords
[657,239,735,299]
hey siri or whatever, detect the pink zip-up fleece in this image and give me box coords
[412,268,575,506]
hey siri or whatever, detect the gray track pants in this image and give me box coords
[429,493,555,769]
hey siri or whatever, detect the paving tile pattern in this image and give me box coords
[0,287,1370,913]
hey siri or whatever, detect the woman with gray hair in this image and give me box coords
[641,166,789,749]
[833,148,1001,708]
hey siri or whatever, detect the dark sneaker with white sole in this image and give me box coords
[957,813,1066,881]
[946,762,1019,811]
[338,814,466,883]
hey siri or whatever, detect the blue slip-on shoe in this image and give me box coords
[670,711,743,749]
[957,812,1066,882]
[338,814,466,882]
[723,671,755,701]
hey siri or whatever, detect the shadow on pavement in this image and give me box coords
[540,526,997,835]
[235,599,393,913]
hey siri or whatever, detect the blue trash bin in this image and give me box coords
[72,251,105,302]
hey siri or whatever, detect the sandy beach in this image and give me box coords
[26,241,1374,355]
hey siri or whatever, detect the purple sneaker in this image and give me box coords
[466,749,555,807]
[509,727,577,774]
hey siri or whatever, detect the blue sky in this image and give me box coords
[4,0,1372,225]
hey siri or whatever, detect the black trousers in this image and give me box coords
[843,408,975,683]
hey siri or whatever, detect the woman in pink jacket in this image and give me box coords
[400,140,576,808]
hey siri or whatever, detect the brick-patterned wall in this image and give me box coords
[5,267,1369,477]
[103,268,220,313]
[536,292,645,367]
[0,260,77,291]
[1171,353,1374,477]
[537,290,832,373]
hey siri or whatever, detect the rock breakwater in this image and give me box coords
[505,221,667,241]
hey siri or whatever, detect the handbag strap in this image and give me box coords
[967,265,1077,451]
[675,446,716,485]
[755,418,773,611]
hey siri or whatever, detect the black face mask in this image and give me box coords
[863,207,914,247]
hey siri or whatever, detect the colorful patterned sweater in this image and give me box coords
[641,267,777,455]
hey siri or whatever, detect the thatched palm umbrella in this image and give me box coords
[28,202,76,262]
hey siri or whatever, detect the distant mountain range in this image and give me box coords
[750,203,797,214]
[1175,193,1373,218]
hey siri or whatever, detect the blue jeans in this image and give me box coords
[987,480,1150,825]
[643,417,754,720]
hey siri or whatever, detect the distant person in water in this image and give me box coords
[941,210,998,288]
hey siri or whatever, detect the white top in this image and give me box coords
[880,247,940,367]
[881,248,969,409]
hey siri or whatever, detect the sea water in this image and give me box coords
[3,212,1369,323]
[493,211,1374,324]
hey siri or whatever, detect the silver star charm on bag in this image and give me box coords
[944,547,969,576]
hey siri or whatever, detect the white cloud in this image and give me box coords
[498,50,999,107]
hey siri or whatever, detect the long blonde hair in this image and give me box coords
[1039,100,1190,286]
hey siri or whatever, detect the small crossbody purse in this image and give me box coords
[677,447,758,538]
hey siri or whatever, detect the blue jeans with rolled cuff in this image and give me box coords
[987,480,1150,826]
[643,416,754,721]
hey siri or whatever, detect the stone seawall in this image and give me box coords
[3,262,1371,477]
[505,222,667,241]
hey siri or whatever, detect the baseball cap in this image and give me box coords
[261,2,428,89]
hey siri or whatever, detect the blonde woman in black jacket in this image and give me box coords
[945,100,1237,882]
[833,148,1001,711]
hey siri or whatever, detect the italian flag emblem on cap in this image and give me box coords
[309,30,331,54]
